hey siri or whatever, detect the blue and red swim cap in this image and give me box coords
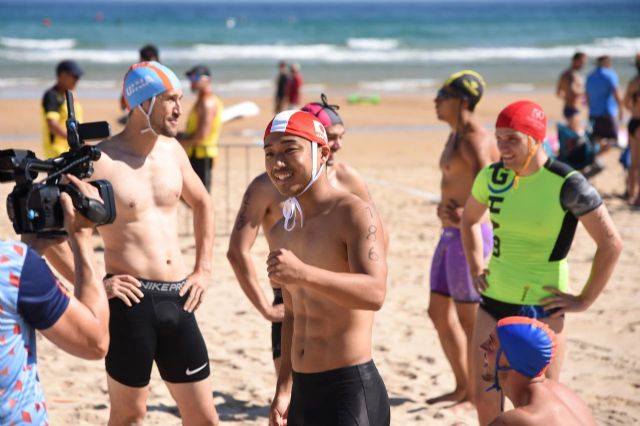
[496,316,556,378]
[122,61,182,110]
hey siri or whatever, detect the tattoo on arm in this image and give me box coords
[365,219,379,261]
[234,190,251,231]
[595,208,615,239]
[366,225,377,242]
[368,246,380,262]
[365,206,374,219]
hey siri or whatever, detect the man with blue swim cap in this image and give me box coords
[480,316,596,426]
[44,61,219,424]
[122,61,183,135]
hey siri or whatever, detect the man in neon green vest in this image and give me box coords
[461,100,622,425]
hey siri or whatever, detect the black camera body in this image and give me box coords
[0,91,116,234]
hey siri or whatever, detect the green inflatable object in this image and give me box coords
[346,94,381,105]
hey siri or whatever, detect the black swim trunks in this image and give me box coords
[272,287,283,359]
[189,156,213,193]
[590,115,618,141]
[628,118,640,137]
[480,295,563,321]
[105,275,210,387]
[288,360,390,426]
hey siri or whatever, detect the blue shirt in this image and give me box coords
[586,67,619,118]
[0,241,70,425]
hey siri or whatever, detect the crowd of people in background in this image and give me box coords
[556,52,640,205]
[274,60,304,113]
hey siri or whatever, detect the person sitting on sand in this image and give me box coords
[481,316,597,426]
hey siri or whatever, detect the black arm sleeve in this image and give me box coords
[42,89,62,113]
[560,172,603,217]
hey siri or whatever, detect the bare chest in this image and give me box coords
[439,137,467,175]
[109,157,182,217]
[271,219,347,270]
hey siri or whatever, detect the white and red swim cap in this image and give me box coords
[496,100,547,142]
[264,110,328,146]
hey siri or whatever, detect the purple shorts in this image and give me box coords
[430,223,493,303]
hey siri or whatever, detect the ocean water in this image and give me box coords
[0,0,639,98]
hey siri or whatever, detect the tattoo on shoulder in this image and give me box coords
[234,189,252,231]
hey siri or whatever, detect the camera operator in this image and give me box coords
[0,174,109,425]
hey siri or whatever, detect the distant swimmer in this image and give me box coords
[264,111,389,426]
[227,95,385,376]
[556,52,587,134]
[41,60,83,158]
[481,317,597,426]
[274,60,289,114]
[287,63,303,109]
[586,55,624,151]
[427,70,500,406]
[461,100,622,425]
[623,53,640,206]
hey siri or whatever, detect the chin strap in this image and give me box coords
[138,96,158,136]
[282,142,323,231]
[485,347,511,412]
[513,136,539,190]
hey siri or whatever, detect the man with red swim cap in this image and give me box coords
[481,317,596,425]
[227,96,384,379]
[262,110,390,426]
[461,100,622,425]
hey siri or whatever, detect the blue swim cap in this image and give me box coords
[122,61,182,110]
[497,316,556,378]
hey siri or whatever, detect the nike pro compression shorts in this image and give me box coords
[105,275,210,387]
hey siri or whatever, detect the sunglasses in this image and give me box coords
[436,88,458,101]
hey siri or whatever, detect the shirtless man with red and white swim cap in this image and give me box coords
[227,95,385,376]
[263,110,390,426]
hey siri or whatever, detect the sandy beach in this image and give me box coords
[0,89,638,425]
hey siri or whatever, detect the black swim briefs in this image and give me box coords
[590,115,618,140]
[480,295,563,322]
[189,156,214,193]
[628,118,640,138]
[563,106,579,119]
[288,360,390,426]
[105,275,210,387]
[271,287,283,359]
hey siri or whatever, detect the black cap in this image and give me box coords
[185,65,211,78]
[56,60,83,77]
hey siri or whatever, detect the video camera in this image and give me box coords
[0,90,116,235]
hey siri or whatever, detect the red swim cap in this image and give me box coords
[264,110,328,146]
[301,94,343,128]
[496,100,547,142]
